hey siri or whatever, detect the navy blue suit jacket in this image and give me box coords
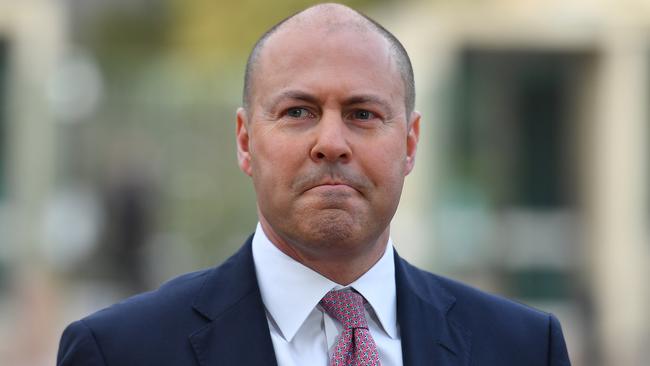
[58,236,571,365]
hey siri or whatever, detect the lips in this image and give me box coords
[309,182,357,191]
[315,180,350,187]
[293,170,369,196]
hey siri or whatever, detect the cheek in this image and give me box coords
[364,139,408,181]
[250,134,305,185]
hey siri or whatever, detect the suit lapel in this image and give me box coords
[184,237,472,365]
[395,251,471,366]
[189,237,278,366]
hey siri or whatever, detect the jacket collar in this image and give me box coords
[395,250,472,366]
[189,235,278,366]
[187,235,471,366]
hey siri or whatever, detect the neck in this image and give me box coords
[258,218,389,285]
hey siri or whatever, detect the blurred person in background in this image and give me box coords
[56,3,571,365]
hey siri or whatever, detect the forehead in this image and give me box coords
[252,23,404,109]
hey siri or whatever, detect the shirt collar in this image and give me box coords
[347,237,398,339]
[251,223,398,342]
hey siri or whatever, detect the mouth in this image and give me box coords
[295,171,368,196]
[305,181,360,195]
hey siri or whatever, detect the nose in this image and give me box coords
[309,112,351,163]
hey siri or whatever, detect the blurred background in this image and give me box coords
[0,0,648,365]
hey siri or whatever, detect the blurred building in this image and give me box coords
[0,1,68,365]
[0,0,66,265]
[389,1,650,365]
[0,0,648,365]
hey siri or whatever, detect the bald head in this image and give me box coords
[243,3,415,116]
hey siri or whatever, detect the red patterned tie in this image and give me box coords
[320,290,381,366]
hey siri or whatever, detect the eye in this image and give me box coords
[285,107,314,119]
[352,109,375,121]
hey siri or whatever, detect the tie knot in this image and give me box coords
[320,290,368,330]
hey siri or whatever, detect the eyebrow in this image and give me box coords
[265,90,394,115]
[342,94,392,111]
[265,90,321,110]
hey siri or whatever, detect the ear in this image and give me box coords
[404,111,420,176]
[236,107,253,177]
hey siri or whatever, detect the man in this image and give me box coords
[57,3,571,366]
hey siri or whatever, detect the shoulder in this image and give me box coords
[438,270,547,320]
[76,236,257,330]
[57,268,214,366]
[435,272,569,363]
[84,268,212,327]
[57,240,259,365]
[397,257,570,364]
[398,256,549,322]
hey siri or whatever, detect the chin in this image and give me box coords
[296,209,368,250]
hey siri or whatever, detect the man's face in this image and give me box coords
[236,26,420,260]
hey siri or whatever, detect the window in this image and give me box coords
[447,49,586,209]
[438,49,594,300]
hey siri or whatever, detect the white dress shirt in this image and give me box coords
[252,223,403,366]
